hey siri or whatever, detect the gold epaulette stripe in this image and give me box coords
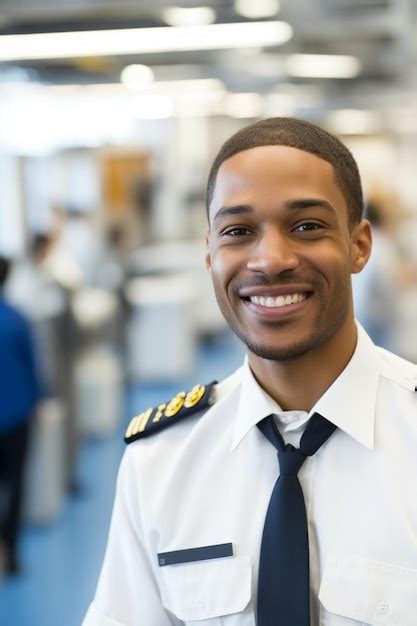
[125,407,153,438]
[125,416,139,439]
[184,384,206,408]
[153,404,167,423]
[124,382,217,444]
[164,391,186,417]
[137,408,153,434]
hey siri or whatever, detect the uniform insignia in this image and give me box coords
[125,382,217,444]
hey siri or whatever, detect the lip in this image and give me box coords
[242,291,312,320]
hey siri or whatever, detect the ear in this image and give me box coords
[205,231,211,272]
[350,219,372,274]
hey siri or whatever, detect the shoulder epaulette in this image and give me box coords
[125,381,217,444]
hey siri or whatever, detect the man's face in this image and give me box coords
[206,145,371,361]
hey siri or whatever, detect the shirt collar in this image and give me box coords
[311,322,379,450]
[231,356,280,452]
[231,322,383,452]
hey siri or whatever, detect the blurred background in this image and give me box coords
[0,0,417,623]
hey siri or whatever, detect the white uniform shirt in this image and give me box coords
[83,323,417,626]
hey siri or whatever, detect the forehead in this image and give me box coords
[209,145,347,219]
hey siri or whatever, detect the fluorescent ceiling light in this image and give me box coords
[326,110,382,134]
[235,0,280,19]
[39,79,226,118]
[162,6,216,26]
[265,92,297,116]
[133,95,173,120]
[121,64,154,90]
[285,54,362,79]
[223,93,264,118]
[149,79,224,95]
[387,108,417,133]
[45,79,225,97]
[133,83,225,117]
[0,21,292,62]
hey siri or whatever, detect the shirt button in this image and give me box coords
[194,595,206,608]
[376,601,389,615]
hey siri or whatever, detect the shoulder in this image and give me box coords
[124,381,218,444]
[124,365,244,445]
[377,346,417,392]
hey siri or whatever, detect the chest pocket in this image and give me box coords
[159,556,252,623]
[319,556,417,626]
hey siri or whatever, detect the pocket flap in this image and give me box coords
[319,556,417,625]
[160,556,252,621]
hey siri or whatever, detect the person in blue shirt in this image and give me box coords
[0,256,42,575]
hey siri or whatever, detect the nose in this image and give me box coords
[246,226,300,275]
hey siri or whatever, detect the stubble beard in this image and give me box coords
[216,281,352,363]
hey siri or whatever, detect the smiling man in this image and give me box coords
[83,118,417,626]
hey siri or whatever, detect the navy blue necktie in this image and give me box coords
[257,412,337,626]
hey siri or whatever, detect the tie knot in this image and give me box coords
[278,445,306,476]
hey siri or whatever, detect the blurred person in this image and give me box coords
[83,118,417,626]
[6,232,60,305]
[6,233,66,396]
[0,257,42,575]
[92,223,128,291]
[7,233,84,494]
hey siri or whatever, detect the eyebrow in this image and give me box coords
[212,198,336,224]
[285,198,336,214]
[212,205,253,224]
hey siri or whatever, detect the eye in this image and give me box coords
[222,226,253,237]
[293,222,323,233]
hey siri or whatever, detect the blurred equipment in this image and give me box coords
[71,288,124,437]
[52,211,104,287]
[75,347,123,438]
[129,240,226,336]
[126,274,198,383]
[100,147,153,249]
[393,212,417,362]
[24,399,65,524]
[352,189,407,351]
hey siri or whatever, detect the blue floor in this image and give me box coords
[0,331,244,626]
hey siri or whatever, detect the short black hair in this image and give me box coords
[0,256,10,288]
[206,117,364,225]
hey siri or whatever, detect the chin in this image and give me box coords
[231,327,317,362]
[247,341,315,362]
[242,314,348,362]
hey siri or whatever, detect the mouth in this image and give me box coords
[240,289,314,319]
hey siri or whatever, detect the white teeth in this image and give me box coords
[249,293,307,308]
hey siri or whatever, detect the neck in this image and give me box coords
[247,317,357,412]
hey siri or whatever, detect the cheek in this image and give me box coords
[311,243,351,279]
[210,247,242,291]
